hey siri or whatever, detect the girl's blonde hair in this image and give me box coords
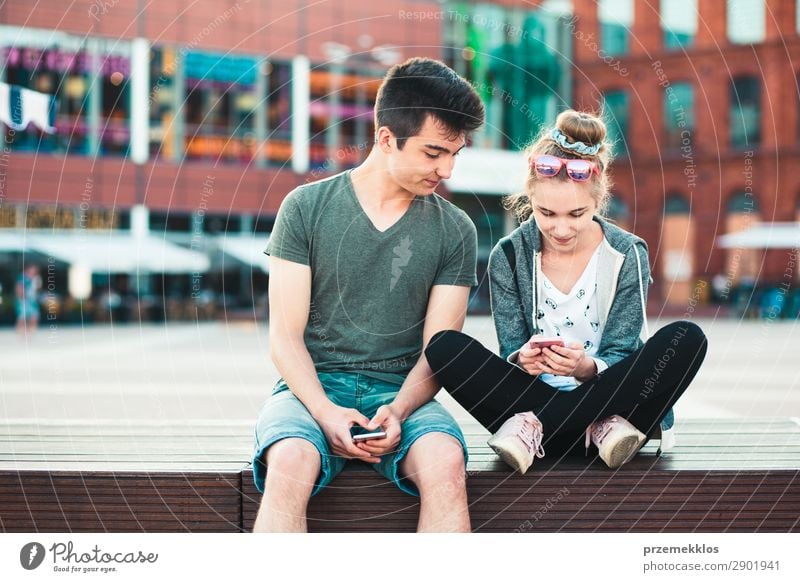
[504,109,614,222]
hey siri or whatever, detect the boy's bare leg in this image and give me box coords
[400,432,470,533]
[252,438,320,532]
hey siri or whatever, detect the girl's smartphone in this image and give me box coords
[529,337,565,350]
[352,430,387,442]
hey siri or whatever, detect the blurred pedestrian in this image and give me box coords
[16,265,41,337]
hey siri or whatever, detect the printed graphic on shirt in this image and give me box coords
[537,309,545,319]
[577,288,585,299]
[390,235,413,291]
[584,340,593,350]
[545,297,558,310]
[563,316,574,328]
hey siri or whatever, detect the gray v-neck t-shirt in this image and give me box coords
[265,170,478,384]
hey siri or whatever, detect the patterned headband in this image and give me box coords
[549,127,601,156]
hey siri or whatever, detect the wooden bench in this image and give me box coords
[2,418,799,532]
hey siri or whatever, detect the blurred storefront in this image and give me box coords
[0,1,574,323]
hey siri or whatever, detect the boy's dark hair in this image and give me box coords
[375,57,485,149]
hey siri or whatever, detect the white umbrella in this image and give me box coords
[716,222,800,249]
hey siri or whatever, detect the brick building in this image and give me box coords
[570,0,800,309]
[10,1,784,321]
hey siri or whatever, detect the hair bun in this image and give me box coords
[555,109,607,149]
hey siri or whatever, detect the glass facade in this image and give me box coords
[309,65,380,171]
[148,46,176,159]
[183,50,260,164]
[98,49,131,156]
[2,35,91,154]
[451,193,507,313]
[1,26,295,167]
[443,3,565,150]
[0,30,133,157]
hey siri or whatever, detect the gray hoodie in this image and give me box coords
[488,214,675,432]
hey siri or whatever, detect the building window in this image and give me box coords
[664,82,694,148]
[2,40,91,154]
[149,46,176,159]
[661,0,697,49]
[603,90,629,156]
[253,214,274,234]
[606,196,630,229]
[264,61,293,168]
[665,193,691,214]
[183,50,260,165]
[730,76,760,147]
[727,191,758,213]
[662,192,694,299]
[309,65,380,171]
[1,32,132,157]
[725,190,760,287]
[99,50,131,156]
[599,0,633,56]
[727,0,765,45]
[202,214,242,234]
[149,211,192,234]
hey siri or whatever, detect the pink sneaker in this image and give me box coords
[585,415,646,469]
[487,412,545,474]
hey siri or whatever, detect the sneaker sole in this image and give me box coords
[604,434,646,469]
[487,438,532,474]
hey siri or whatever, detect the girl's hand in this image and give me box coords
[517,344,547,376]
[539,342,597,382]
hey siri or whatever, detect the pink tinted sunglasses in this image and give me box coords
[532,154,600,182]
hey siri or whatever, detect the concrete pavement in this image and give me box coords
[1,317,798,424]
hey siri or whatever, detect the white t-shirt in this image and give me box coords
[537,244,604,390]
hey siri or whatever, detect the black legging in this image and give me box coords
[425,320,708,456]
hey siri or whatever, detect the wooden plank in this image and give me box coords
[0,471,243,533]
[239,462,800,533]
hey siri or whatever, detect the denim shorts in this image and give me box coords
[252,371,468,497]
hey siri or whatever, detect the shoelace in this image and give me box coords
[584,415,618,453]
[515,413,545,459]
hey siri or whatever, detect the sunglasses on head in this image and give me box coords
[532,154,600,182]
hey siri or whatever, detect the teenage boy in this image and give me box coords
[252,57,484,532]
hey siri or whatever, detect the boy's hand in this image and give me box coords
[313,403,381,463]
[354,404,402,457]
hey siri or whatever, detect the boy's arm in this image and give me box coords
[356,284,470,456]
[269,256,378,462]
